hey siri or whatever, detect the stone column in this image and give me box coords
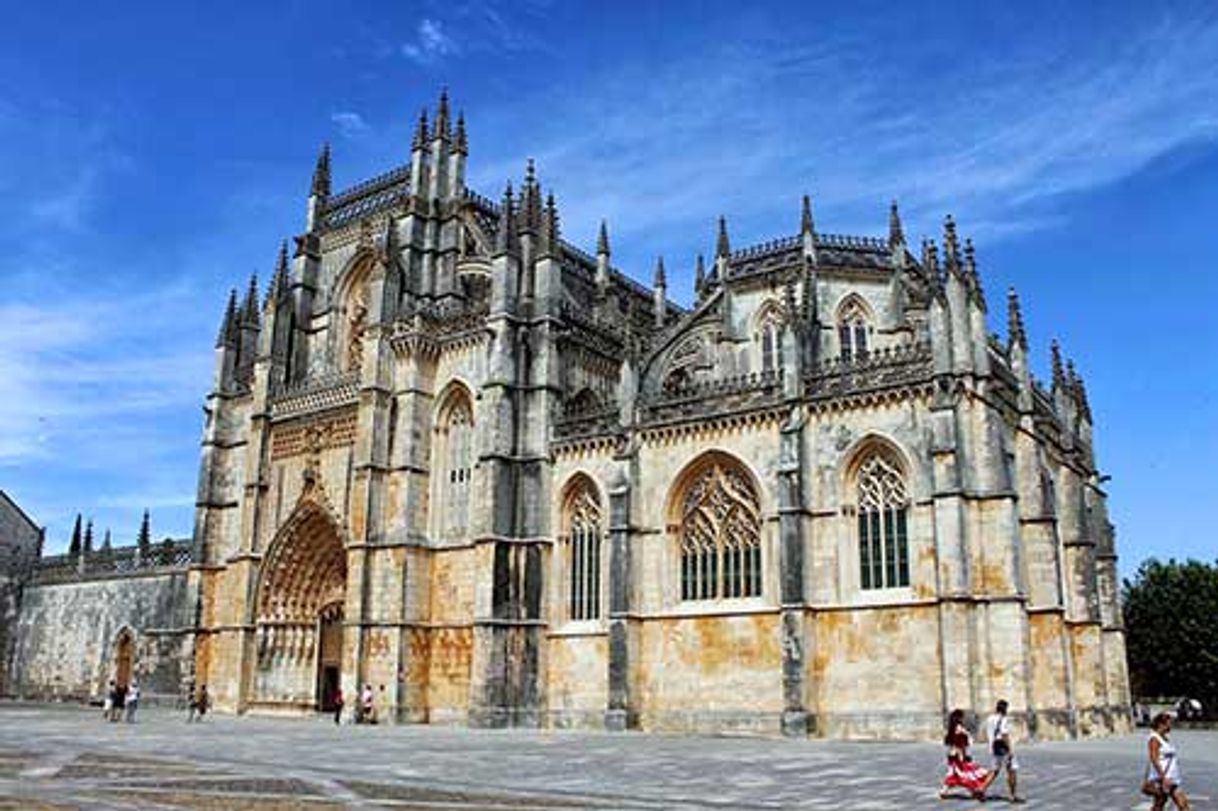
[605,471,634,730]
[778,409,810,736]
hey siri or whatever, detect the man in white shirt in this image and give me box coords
[987,699,1024,803]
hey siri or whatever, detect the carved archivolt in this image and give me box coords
[257,501,347,624]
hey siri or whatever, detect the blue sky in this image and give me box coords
[1,1,1215,576]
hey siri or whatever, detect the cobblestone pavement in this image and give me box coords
[0,704,1213,810]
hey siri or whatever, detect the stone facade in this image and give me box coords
[0,491,43,696]
[8,91,1131,739]
[7,540,196,704]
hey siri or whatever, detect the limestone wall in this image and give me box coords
[10,570,195,703]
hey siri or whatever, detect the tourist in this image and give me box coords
[986,699,1024,803]
[125,681,140,723]
[1143,712,1192,810]
[102,680,115,721]
[333,687,344,726]
[360,683,375,725]
[112,682,127,722]
[939,708,991,801]
[188,684,210,723]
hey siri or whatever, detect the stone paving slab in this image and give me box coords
[0,704,1214,810]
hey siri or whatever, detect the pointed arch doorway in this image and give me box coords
[255,501,348,712]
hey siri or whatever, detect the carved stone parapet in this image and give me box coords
[269,371,360,419]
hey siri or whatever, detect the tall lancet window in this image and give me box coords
[837,296,870,361]
[756,304,786,373]
[856,450,910,590]
[561,477,603,621]
[676,455,762,601]
[435,388,474,541]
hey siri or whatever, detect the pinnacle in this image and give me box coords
[943,215,960,268]
[597,220,610,256]
[654,256,666,287]
[801,195,815,235]
[888,201,904,247]
[311,142,331,199]
[1050,339,1065,389]
[694,253,706,295]
[413,109,430,150]
[242,273,260,326]
[216,289,238,348]
[435,88,451,139]
[454,112,468,154]
[1007,287,1027,349]
[716,215,730,259]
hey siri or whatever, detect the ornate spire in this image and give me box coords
[923,239,940,280]
[1007,287,1027,350]
[653,256,666,288]
[454,112,468,155]
[311,143,331,199]
[964,238,984,307]
[266,241,291,307]
[801,195,815,236]
[597,219,610,256]
[694,253,706,297]
[494,182,517,255]
[1050,339,1065,390]
[521,159,541,231]
[216,289,238,348]
[241,273,260,326]
[943,215,960,269]
[434,88,451,140]
[540,192,560,254]
[716,215,731,259]
[412,109,430,151]
[888,201,904,248]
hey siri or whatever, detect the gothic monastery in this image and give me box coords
[4,92,1130,740]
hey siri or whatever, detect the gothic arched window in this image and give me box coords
[757,308,785,373]
[435,388,474,541]
[561,476,603,621]
[837,296,870,361]
[675,455,762,600]
[856,450,910,589]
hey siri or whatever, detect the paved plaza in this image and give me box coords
[0,704,1212,810]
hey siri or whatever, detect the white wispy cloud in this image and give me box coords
[402,18,457,66]
[465,11,1218,279]
[331,111,370,139]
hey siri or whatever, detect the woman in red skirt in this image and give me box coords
[940,708,993,801]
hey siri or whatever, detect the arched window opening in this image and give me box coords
[837,297,870,361]
[562,479,603,621]
[677,457,762,601]
[756,306,785,373]
[856,451,910,590]
[436,389,474,541]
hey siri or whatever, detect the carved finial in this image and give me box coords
[888,200,905,248]
[964,238,984,306]
[495,182,516,255]
[694,253,706,297]
[801,195,815,235]
[542,192,560,249]
[716,215,731,259]
[412,109,430,151]
[311,142,331,199]
[454,112,468,155]
[266,241,291,307]
[525,157,536,187]
[1074,365,1093,422]
[654,256,666,288]
[1007,287,1027,350]
[597,219,610,256]
[435,88,451,139]
[923,238,940,277]
[242,273,260,325]
[943,215,960,269]
[521,160,541,231]
[216,289,238,348]
[1051,339,1065,390]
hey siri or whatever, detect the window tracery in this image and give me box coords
[435,389,474,541]
[837,297,870,360]
[676,456,762,600]
[756,305,786,373]
[561,478,603,621]
[856,451,909,589]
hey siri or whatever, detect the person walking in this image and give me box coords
[1143,712,1192,810]
[986,699,1024,803]
[102,680,115,721]
[360,683,375,725]
[125,681,140,723]
[939,709,992,801]
[333,687,344,726]
[188,684,210,723]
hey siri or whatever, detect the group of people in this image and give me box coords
[939,700,1192,808]
[101,680,140,723]
[328,683,385,725]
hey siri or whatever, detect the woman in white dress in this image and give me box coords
[1145,712,1191,810]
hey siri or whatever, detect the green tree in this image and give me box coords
[137,509,151,558]
[158,537,175,566]
[1123,558,1218,717]
[83,519,94,554]
[68,513,82,556]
